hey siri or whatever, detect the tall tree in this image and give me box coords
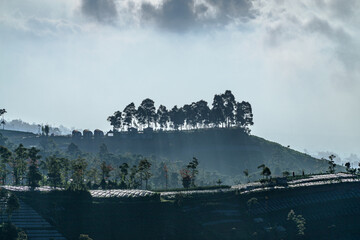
[100,161,113,181]
[70,158,88,190]
[187,157,199,187]
[123,103,137,130]
[45,156,63,188]
[169,106,185,130]
[138,159,152,189]
[156,105,169,130]
[211,94,225,127]
[137,99,156,129]
[119,163,129,188]
[235,101,254,133]
[27,147,42,189]
[0,146,11,184]
[107,111,122,131]
[194,100,211,128]
[12,144,28,185]
[221,90,236,127]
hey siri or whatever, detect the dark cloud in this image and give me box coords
[141,0,255,32]
[81,0,118,23]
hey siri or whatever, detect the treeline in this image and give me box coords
[0,140,209,190]
[107,90,254,133]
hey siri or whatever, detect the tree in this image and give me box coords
[107,111,122,131]
[137,98,156,129]
[262,167,271,180]
[26,147,42,189]
[211,94,225,127]
[100,161,113,181]
[0,109,6,130]
[123,103,137,130]
[12,144,28,185]
[46,156,63,188]
[119,163,129,188]
[138,159,152,189]
[70,158,88,190]
[169,106,185,130]
[0,146,11,185]
[287,209,306,236]
[327,154,336,174]
[221,90,236,127]
[216,179,222,186]
[282,171,290,177]
[194,100,211,128]
[235,101,254,134]
[129,165,139,189]
[157,105,169,130]
[345,162,351,173]
[187,157,199,187]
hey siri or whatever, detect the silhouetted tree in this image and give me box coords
[157,105,169,130]
[211,94,225,127]
[0,109,6,130]
[235,101,254,133]
[222,90,236,127]
[169,106,185,130]
[137,99,156,129]
[123,103,137,130]
[107,111,122,131]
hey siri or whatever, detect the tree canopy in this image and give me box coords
[107,90,254,134]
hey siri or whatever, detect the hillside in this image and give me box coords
[0,128,335,183]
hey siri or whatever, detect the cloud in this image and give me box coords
[81,0,118,23]
[140,0,255,32]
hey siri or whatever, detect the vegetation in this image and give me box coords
[107,90,254,133]
[287,209,306,236]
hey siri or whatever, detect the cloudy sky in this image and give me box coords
[0,0,359,158]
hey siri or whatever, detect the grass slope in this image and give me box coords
[0,128,336,181]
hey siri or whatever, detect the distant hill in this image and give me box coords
[0,128,338,182]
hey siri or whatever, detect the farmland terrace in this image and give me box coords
[3,173,360,239]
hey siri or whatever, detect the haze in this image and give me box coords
[0,0,359,157]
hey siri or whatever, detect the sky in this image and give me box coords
[0,0,359,158]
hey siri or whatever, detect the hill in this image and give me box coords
[0,128,335,184]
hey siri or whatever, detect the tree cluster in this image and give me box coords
[107,90,254,134]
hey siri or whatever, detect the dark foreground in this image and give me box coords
[9,180,360,240]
